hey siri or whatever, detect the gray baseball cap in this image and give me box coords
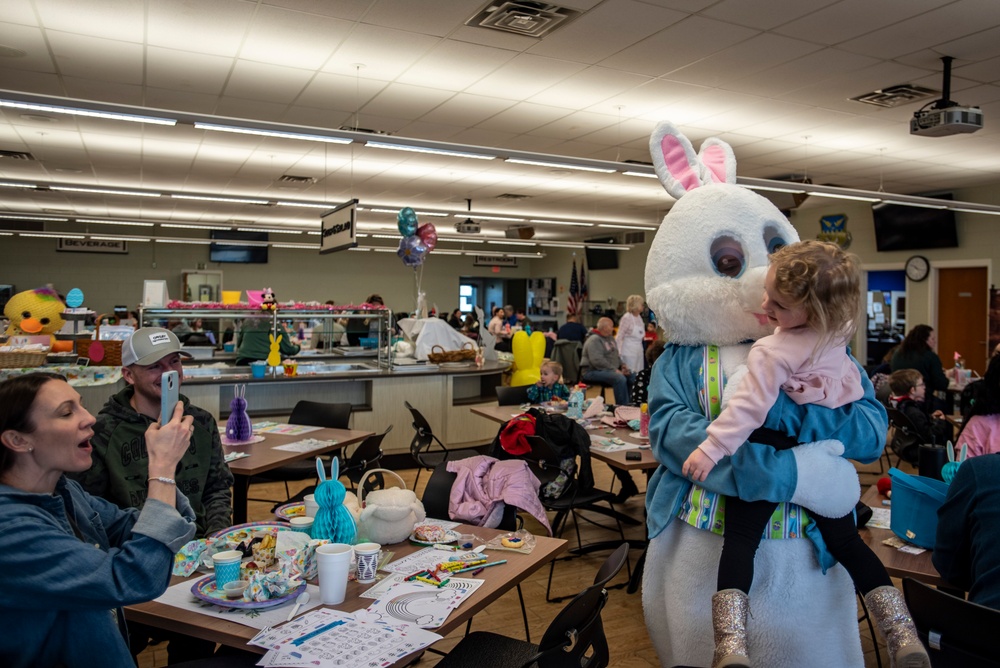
[121,327,193,367]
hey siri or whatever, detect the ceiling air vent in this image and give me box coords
[278,175,316,185]
[496,193,530,200]
[851,84,938,108]
[339,125,390,135]
[0,149,35,160]
[467,2,582,38]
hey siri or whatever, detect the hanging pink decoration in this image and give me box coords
[417,223,438,251]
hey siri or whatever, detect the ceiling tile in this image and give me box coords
[60,77,144,105]
[146,47,235,96]
[45,31,144,84]
[361,83,455,121]
[528,66,652,110]
[147,0,257,57]
[321,23,440,81]
[0,22,57,73]
[359,0,478,37]
[475,101,572,135]
[701,0,840,30]
[773,0,953,45]
[36,0,144,42]
[397,41,517,92]
[240,5,351,70]
[224,60,314,104]
[261,0,370,21]
[667,33,823,88]
[416,93,516,127]
[465,54,587,100]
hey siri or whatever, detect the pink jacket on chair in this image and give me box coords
[447,455,552,534]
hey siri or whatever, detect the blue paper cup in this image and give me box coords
[250,362,266,379]
[212,550,243,589]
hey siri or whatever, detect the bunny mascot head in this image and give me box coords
[640,122,887,667]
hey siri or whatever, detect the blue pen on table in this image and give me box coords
[454,559,507,574]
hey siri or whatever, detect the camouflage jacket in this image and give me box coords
[75,386,234,538]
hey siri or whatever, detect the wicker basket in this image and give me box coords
[0,350,49,369]
[75,314,124,366]
[427,342,477,364]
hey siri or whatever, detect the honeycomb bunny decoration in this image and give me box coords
[225,384,252,442]
[311,456,357,544]
[267,333,282,367]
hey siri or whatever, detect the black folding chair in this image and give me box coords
[903,577,1000,667]
[496,384,531,406]
[405,401,479,487]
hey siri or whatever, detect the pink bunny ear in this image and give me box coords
[649,121,706,200]
[698,138,737,184]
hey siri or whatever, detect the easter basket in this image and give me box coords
[0,349,49,369]
[427,342,477,364]
[356,469,426,545]
[75,314,124,366]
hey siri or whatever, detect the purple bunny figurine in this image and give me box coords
[226,384,252,442]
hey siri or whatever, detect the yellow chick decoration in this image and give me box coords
[510,330,547,386]
[267,333,283,367]
[4,287,73,352]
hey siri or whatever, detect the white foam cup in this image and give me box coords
[316,543,353,605]
[303,494,319,518]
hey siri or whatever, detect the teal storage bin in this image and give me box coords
[888,467,950,549]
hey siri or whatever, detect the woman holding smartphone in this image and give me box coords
[0,372,197,668]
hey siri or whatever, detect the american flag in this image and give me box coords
[579,260,589,305]
[567,259,580,316]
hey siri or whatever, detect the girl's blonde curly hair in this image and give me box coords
[769,240,861,351]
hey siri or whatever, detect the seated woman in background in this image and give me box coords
[891,324,949,410]
[0,373,197,668]
[888,368,955,445]
[955,354,1000,458]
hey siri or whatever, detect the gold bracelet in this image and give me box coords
[148,476,176,486]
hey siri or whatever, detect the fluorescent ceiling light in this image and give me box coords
[348,247,371,251]
[371,234,401,240]
[372,247,398,253]
[431,249,463,255]
[451,214,524,222]
[622,171,657,178]
[0,99,176,126]
[50,185,161,197]
[0,213,68,221]
[77,218,154,227]
[529,219,595,227]
[504,158,615,173]
[160,223,232,231]
[214,240,268,247]
[0,232,13,236]
[21,232,85,238]
[90,235,149,242]
[365,141,495,160]
[172,194,269,205]
[437,237,485,244]
[747,184,807,194]
[598,223,657,230]
[306,231,322,235]
[586,243,629,250]
[0,181,36,188]
[367,208,449,217]
[487,239,537,246]
[276,200,335,209]
[807,191,881,203]
[497,252,544,259]
[951,207,1000,216]
[156,238,212,245]
[194,122,351,144]
[236,227,302,234]
[540,241,585,248]
[880,201,947,210]
[271,243,316,249]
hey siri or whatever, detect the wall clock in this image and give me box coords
[905,255,930,282]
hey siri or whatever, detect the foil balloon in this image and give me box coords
[416,223,438,251]
[397,235,427,267]
[397,207,418,237]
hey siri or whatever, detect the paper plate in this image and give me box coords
[210,521,291,547]
[274,502,306,521]
[221,434,265,446]
[190,574,305,609]
[629,432,649,441]
[439,362,471,368]
[409,529,461,545]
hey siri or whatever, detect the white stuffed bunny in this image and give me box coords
[357,486,426,545]
[641,122,886,668]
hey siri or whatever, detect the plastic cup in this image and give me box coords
[212,550,243,590]
[250,361,266,379]
[316,543,353,605]
[283,361,298,377]
[354,542,382,584]
[289,516,314,536]
[303,494,319,518]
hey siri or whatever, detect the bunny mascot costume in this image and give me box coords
[641,122,887,668]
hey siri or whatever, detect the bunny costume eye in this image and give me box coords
[710,235,746,278]
[764,227,788,255]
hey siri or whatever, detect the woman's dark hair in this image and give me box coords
[899,324,933,356]
[645,339,666,366]
[0,372,66,475]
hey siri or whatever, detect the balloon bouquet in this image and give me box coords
[396,207,437,318]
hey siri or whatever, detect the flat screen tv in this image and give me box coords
[210,230,269,263]
[585,236,619,270]
[872,194,958,252]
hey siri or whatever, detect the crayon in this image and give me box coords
[454,560,507,574]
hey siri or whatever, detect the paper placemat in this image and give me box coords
[154,580,323,630]
[272,439,336,453]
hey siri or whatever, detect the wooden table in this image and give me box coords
[126,525,566,659]
[469,403,659,472]
[225,427,373,523]
[859,484,944,586]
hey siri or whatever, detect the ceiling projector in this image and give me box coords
[910,55,983,137]
[910,105,983,137]
[455,218,480,234]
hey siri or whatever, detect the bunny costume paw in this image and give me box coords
[790,440,861,519]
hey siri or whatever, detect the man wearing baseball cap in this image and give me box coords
[76,328,233,538]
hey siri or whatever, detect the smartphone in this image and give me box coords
[160,370,179,425]
[625,450,642,461]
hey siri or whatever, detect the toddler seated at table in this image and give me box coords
[527,361,569,404]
